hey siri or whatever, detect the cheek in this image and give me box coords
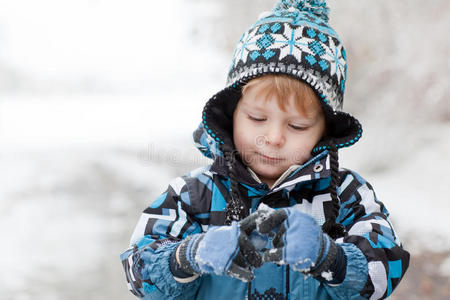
[289,143,312,163]
[234,133,257,164]
[287,131,322,162]
[233,114,253,149]
[233,130,251,151]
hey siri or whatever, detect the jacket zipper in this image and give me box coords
[286,265,290,300]
[247,266,288,299]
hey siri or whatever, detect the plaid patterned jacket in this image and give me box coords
[120,126,409,299]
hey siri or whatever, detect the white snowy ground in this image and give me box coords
[1,0,449,299]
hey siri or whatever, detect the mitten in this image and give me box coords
[175,221,263,282]
[257,207,340,277]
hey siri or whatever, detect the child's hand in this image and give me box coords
[176,220,263,282]
[257,207,338,274]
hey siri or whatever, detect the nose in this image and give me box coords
[265,124,285,147]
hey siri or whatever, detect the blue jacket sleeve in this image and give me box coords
[324,170,410,299]
[120,176,204,299]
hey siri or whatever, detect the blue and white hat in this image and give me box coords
[201,0,362,154]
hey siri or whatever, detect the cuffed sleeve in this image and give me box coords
[324,243,369,299]
[120,175,205,298]
[138,242,200,299]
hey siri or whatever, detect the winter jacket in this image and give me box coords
[120,125,409,299]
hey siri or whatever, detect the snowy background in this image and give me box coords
[0,0,449,299]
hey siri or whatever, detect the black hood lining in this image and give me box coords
[313,103,363,154]
[201,85,241,147]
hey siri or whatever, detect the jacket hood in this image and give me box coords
[193,122,224,160]
[193,82,362,164]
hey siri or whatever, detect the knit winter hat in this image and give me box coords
[201,0,362,153]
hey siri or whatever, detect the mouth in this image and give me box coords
[257,152,284,163]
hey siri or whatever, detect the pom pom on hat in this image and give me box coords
[273,0,330,22]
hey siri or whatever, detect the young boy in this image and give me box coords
[121,1,409,299]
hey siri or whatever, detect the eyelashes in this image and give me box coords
[247,114,307,131]
[288,124,306,130]
[247,114,266,122]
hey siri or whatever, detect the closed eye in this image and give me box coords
[247,114,266,122]
[289,124,307,130]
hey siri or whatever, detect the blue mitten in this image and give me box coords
[257,207,339,276]
[176,221,263,282]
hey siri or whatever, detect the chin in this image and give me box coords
[253,166,284,181]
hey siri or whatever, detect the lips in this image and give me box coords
[258,152,284,162]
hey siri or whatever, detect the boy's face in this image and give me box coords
[233,82,326,187]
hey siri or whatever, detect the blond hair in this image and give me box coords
[241,74,322,118]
